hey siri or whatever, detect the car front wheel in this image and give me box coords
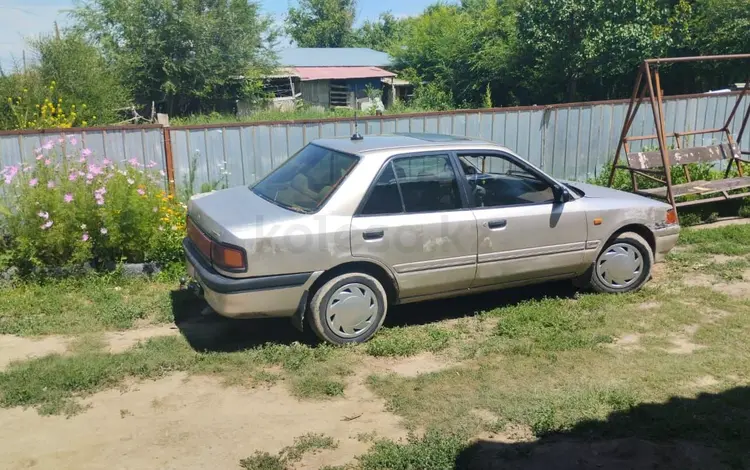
[307,272,388,345]
[585,232,653,294]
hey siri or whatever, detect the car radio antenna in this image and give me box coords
[351,84,363,141]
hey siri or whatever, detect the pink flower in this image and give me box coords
[89,164,102,176]
[44,159,51,166]
[127,158,140,167]
[64,193,74,203]
[102,158,112,166]
[100,227,108,235]
[2,165,19,184]
[78,171,85,176]
[159,170,166,177]
[41,220,53,230]
[81,148,92,158]
[57,137,65,144]
[79,157,87,163]
[127,178,134,185]
[37,211,49,220]
[82,232,89,242]
[147,160,157,168]
[47,181,55,189]
[69,172,78,181]
[36,154,44,161]
[69,137,78,146]
[22,166,31,172]
[42,140,54,150]
[96,198,105,206]
[137,188,146,196]
[95,187,106,196]
[86,173,94,181]
[29,178,38,187]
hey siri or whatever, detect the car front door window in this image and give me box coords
[459,154,555,208]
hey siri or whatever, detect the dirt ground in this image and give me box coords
[0,372,409,470]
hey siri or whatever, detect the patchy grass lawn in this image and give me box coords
[1,223,750,469]
[0,276,181,335]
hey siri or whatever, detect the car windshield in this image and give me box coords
[251,144,359,213]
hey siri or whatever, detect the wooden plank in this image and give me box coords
[638,176,750,198]
[627,143,740,169]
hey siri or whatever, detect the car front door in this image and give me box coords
[351,152,478,300]
[456,151,588,287]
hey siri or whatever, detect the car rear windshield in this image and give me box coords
[251,144,359,213]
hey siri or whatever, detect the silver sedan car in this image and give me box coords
[184,134,680,344]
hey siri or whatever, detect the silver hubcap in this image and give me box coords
[596,243,644,289]
[326,283,378,338]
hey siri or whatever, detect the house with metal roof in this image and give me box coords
[259,48,405,112]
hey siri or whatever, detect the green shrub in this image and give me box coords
[0,136,185,272]
[358,431,467,470]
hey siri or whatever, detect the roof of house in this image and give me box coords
[295,66,395,81]
[277,48,393,67]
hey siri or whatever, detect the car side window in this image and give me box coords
[392,155,462,213]
[359,154,462,215]
[360,163,404,215]
[457,153,555,208]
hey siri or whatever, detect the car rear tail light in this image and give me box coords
[187,216,247,271]
[187,217,212,260]
[665,209,678,225]
[211,243,247,271]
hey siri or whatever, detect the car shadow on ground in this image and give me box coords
[170,280,579,353]
[454,386,750,470]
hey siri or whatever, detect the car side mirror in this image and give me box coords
[553,184,571,203]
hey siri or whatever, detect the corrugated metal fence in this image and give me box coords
[2,91,749,193]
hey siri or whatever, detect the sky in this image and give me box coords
[0,0,435,71]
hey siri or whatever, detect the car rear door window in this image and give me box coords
[360,163,404,215]
[360,154,462,215]
[392,155,462,213]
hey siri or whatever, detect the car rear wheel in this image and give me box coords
[586,232,653,294]
[308,272,388,345]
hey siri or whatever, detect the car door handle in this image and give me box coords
[487,219,507,230]
[363,230,384,241]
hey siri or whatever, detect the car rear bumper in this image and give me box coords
[183,238,318,319]
[653,225,680,262]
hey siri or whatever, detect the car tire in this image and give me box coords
[307,272,388,345]
[585,232,654,294]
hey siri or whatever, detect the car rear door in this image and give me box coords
[455,150,589,287]
[351,152,478,300]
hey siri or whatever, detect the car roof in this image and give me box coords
[311,133,507,156]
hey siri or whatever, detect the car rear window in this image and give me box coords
[251,144,358,213]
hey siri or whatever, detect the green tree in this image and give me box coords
[692,0,750,54]
[352,12,407,52]
[390,1,518,108]
[286,0,356,48]
[30,32,131,125]
[516,0,686,103]
[72,0,276,115]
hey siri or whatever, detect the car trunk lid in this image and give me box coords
[187,186,306,244]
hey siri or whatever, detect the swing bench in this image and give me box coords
[608,54,750,213]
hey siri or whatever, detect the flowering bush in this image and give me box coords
[0,136,184,272]
[5,81,96,130]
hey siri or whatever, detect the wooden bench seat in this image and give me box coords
[637,176,750,198]
[625,143,750,205]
